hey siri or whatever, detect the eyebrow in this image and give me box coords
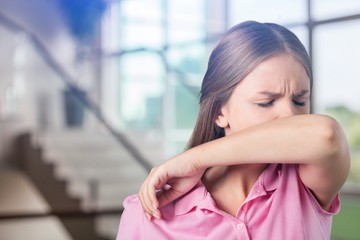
[294,90,311,97]
[257,90,310,97]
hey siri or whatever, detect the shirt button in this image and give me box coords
[237,223,244,230]
[242,204,248,210]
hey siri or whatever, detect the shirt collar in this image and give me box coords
[261,163,282,192]
[173,164,282,216]
[174,182,216,216]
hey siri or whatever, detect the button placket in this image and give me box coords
[232,219,250,239]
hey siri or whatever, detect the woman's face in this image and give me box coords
[216,53,311,136]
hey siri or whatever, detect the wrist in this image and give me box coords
[184,145,208,170]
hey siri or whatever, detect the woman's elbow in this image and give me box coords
[318,115,351,169]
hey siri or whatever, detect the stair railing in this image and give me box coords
[0,12,153,172]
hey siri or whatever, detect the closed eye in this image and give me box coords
[292,100,306,106]
[257,100,275,108]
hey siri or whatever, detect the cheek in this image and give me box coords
[229,106,274,132]
[246,111,276,127]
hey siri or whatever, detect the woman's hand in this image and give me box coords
[138,154,205,220]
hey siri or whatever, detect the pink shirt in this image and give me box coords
[117,164,340,240]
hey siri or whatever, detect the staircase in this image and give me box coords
[42,129,149,210]
[15,128,151,240]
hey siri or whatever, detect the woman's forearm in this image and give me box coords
[138,114,349,215]
[185,114,348,169]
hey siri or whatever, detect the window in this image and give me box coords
[312,0,360,20]
[229,0,307,26]
[119,52,165,129]
[313,20,360,183]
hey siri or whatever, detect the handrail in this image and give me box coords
[0,12,153,172]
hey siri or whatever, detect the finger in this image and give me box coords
[145,212,152,220]
[139,182,152,218]
[146,170,165,218]
[139,168,163,219]
[157,187,183,209]
[139,174,157,217]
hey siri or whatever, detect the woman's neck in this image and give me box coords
[202,164,268,216]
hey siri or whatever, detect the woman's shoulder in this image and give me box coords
[121,194,148,222]
[122,193,177,222]
[117,194,147,239]
[122,183,209,219]
[123,194,141,208]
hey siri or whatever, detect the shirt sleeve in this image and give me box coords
[294,164,341,216]
[323,192,340,215]
[116,194,146,240]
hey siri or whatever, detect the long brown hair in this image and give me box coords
[186,21,312,149]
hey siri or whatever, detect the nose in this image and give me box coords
[277,102,297,119]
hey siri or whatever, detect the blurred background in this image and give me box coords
[0,0,359,239]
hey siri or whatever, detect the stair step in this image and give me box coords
[45,148,133,158]
[56,164,147,181]
[44,152,134,165]
[67,180,143,208]
[38,129,152,211]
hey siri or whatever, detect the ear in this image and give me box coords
[215,107,229,128]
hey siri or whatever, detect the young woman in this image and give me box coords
[117,21,350,239]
